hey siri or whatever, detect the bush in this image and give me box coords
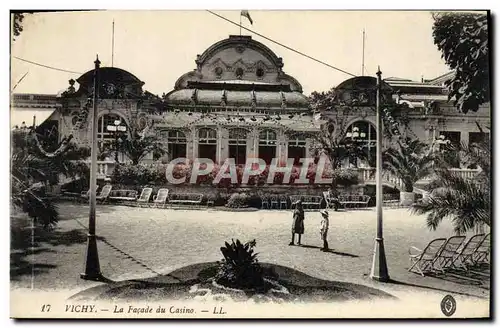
[334,169,360,187]
[214,239,265,291]
[226,192,250,208]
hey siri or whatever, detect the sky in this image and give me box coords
[11,10,452,97]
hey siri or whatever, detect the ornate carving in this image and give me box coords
[235,45,245,53]
[207,58,275,73]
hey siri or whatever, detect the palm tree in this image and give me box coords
[412,139,490,235]
[383,138,435,205]
[11,129,89,229]
[118,132,166,165]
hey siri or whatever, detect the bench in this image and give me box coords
[338,194,370,208]
[383,193,400,206]
[169,193,204,205]
[290,195,323,209]
[109,189,138,202]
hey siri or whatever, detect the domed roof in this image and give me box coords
[166,89,309,110]
[76,67,144,87]
[334,76,393,106]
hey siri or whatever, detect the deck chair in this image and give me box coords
[80,186,99,199]
[136,188,153,207]
[472,233,490,265]
[452,234,486,270]
[153,188,169,208]
[261,195,270,209]
[96,184,113,203]
[279,195,288,209]
[270,195,279,209]
[408,238,447,276]
[432,235,466,273]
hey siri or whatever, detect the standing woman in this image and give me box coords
[289,200,305,246]
[319,210,329,251]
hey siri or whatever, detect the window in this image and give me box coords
[228,128,247,165]
[198,128,217,162]
[469,132,490,145]
[344,121,376,167]
[439,131,461,168]
[167,130,187,160]
[288,134,306,166]
[259,129,277,165]
[97,114,128,161]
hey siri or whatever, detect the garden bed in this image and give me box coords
[70,262,395,303]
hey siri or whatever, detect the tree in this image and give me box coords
[383,138,435,193]
[11,128,90,229]
[433,12,489,113]
[307,88,366,190]
[12,12,32,41]
[412,139,490,234]
[118,132,166,165]
[307,87,409,191]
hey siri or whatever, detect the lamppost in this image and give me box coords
[370,67,390,282]
[81,55,103,281]
[107,119,127,163]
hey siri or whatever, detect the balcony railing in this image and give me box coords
[355,167,481,189]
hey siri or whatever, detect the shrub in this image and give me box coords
[334,169,360,187]
[214,239,265,290]
[226,192,250,208]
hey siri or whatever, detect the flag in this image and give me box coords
[241,10,253,25]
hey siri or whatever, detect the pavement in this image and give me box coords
[11,203,491,304]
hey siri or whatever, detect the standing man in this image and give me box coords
[289,200,305,246]
[319,210,329,251]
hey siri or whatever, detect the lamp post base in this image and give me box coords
[370,237,390,282]
[80,233,102,281]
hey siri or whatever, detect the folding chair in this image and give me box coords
[80,186,99,200]
[261,195,270,209]
[452,234,486,270]
[153,188,169,208]
[96,184,113,204]
[408,238,447,276]
[136,187,153,207]
[278,195,288,209]
[270,195,279,209]
[472,233,490,265]
[433,235,466,273]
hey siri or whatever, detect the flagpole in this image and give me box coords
[362,29,365,75]
[112,20,115,67]
[239,13,242,35]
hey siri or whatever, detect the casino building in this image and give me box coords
[11,35,490,180]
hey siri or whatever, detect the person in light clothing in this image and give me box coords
[319,210,329,251]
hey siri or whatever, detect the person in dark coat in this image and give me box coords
[289,200,305,246]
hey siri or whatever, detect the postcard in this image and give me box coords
[10,9,491,319]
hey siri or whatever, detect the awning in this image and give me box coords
[10,107,56,128]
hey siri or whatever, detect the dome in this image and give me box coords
[76,67,144,87]
[165,89,309,110]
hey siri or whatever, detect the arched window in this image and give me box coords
[228,128,248,165]
[288,134,306,166]
[259,129,277,165]
[345,121,376,167]
[198,128,217,162]
[166,130,187,160]
[97,114,128,162]
[97,114,127,143]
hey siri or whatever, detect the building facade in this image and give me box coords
[11,35,490,176]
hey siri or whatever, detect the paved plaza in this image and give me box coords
[11,203,490,304]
